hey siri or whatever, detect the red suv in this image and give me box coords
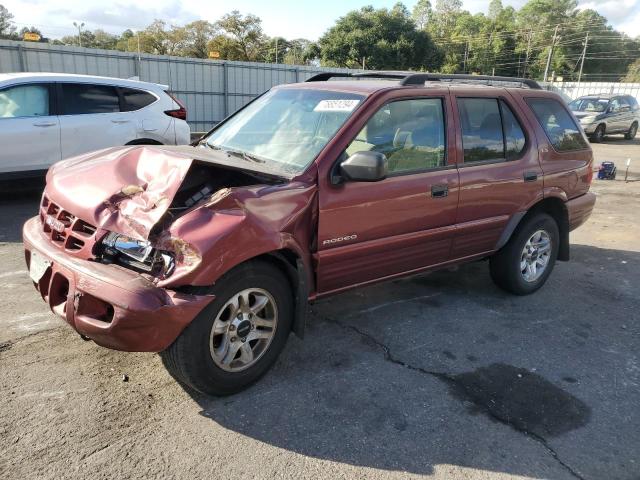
[23,73,596,395]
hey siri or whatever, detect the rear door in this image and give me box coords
[450,91,543,259]
[316,93,460,295]
[0,82,61,174]
[58,83,134,159]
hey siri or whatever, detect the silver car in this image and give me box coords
[569,94,639,143]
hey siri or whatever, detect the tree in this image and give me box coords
[0,4,16,39]
[179,20,217,58]
[208,11,266,61]
[624,59,640,82]
[319,3,443,70]
[412,0,432,30]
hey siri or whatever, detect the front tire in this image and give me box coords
[490,213,559,295]
[590,124,605,143]
[625,122,638,140]
[161,260,293,396]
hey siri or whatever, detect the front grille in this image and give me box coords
[39,195,100,259]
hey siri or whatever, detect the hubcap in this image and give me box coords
[209,288,278,372]
[520,230,552,283]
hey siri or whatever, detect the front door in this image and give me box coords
[0,83,61,174]
[316,96,459,296]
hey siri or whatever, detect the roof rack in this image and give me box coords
[305,71,542,90]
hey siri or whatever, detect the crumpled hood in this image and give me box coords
[46,146,196,241]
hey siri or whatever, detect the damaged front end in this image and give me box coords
[23,145,316,351]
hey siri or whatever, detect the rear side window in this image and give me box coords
[0,84,50,118]
[61,83,120,115]
[458,98,526,163]
[627,96,639,111]
[501,100,526,160]
[527,98,587,151]
[121,87,156,112]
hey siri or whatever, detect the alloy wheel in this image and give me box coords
[209,288,278,372]
[520,230,552,283]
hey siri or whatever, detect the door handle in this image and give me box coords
[111,119,129,124]
[33,121,56,127]
[524,171,538,182]
[431,184,448,198]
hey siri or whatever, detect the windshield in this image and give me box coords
[202,88,364,174]
[569,98,609,113]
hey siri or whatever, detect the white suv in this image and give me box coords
[0,73,191,178]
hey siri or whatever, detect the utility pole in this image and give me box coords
[463,40,469,74]
[275,37,278,64]
[577,31,589,84]
[362,57,366,70]
[523,30,532,78]
[544,24,560,82]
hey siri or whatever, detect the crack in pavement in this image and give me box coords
[325,316,587,480]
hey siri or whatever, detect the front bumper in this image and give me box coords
[581,122,598,134]
[23,216,214,352]
[567,192,596,232]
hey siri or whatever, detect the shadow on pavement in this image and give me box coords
[170,244,639,479]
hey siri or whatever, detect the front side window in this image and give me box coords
[61,83,120,115]
[0,84,49,118]
[345,98,446,174]
[527,98,588,152]
[204,88,364,174]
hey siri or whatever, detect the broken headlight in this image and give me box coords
[101,232,175,278]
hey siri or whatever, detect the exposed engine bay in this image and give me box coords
[96,161,283,278]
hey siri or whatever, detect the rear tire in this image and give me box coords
[590,124,605,143]
[161,260,293,396]
[625,122,638,140]
[490,213,559,295]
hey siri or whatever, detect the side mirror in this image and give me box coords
[339,151,388,182]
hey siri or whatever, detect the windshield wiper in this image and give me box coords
[222,148,266,164]
[200,142,265,163]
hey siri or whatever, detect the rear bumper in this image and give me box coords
[23,216,214,352]
[566,192,596,232]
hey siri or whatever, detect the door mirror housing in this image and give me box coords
[339,151,388,182]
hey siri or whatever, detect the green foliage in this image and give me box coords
[625,59,640,82]
[208,11,265,62]
[0,4,15,39]
[0,1,637,79]
[318,3,442,70]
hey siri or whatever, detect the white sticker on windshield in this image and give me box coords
[314,99,360,112]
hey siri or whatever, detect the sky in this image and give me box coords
[4,0,640,40]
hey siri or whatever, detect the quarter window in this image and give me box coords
[0,84,49,118]
[345,98,446,174]
[121,87,156,112]
[61,83,120,115]
[527,98,588,151]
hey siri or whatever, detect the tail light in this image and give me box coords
[164,91,187,120]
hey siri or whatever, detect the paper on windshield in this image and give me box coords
[314,99,360,112]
